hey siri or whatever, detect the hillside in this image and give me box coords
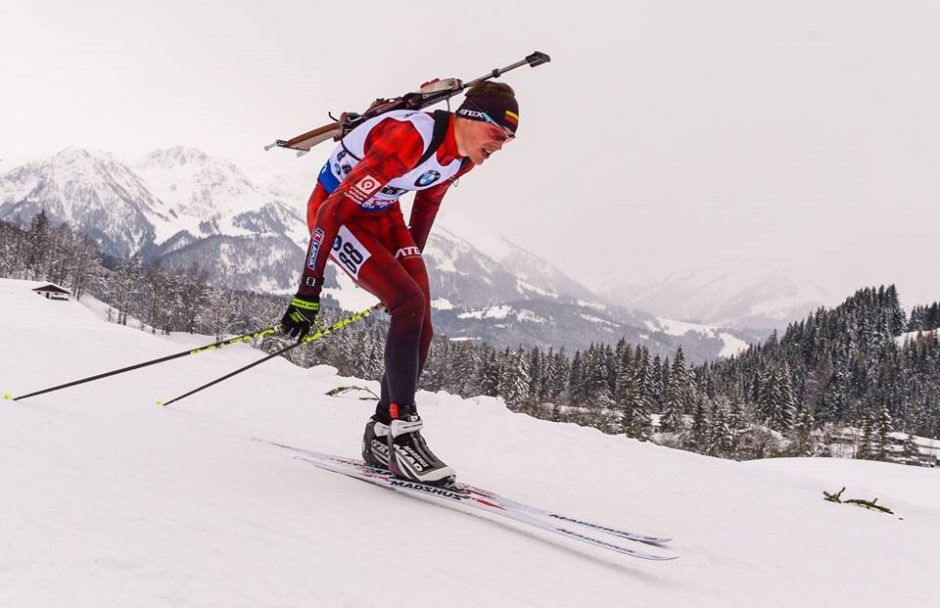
[1,278,938,607]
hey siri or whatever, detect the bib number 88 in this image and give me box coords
[332,226,371,279]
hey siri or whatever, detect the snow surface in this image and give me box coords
[579,313,618,327]
[718,332,751,357]
[458,305,513,320]
[576,299,608,311]
[646,317,752,358]
[1,278,939,607]
[517,278,555,298]
[431,297,454,310]
[648,318,716,337]
[516,309,549,324]
[897,328,939,345]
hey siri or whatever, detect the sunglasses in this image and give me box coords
[480,111,516,142]
[463,97,516,141]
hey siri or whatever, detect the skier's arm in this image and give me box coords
[297,121,425,295]
[409,183,449,253]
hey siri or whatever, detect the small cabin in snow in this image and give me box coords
[32,283,71,301]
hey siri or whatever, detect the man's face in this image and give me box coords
[464,119,514,165]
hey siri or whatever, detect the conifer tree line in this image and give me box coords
[1,215,393,369]
[2,214,275,339]
[908,302,940,332]
[1,212,99,299]
[3,216,938,463]
[703,287,940,450]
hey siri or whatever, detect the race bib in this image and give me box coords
[331,225,371,279]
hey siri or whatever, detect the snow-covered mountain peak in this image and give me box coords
[136,146,257,214]
[135,146,299,242]
[0,149,161,257]
[49,147,131,181]
[53,146,97,163]
[434,207,597,303]
[141,145,209,168]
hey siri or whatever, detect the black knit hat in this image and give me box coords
[456,87,520,135]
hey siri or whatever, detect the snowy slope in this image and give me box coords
[646,317,755,357]
[1,279,938,607]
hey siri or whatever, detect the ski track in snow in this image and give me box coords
[1,278,938,607]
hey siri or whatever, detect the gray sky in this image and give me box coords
[2,0,938,306]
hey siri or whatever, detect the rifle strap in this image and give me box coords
[338,109,452,170]
[415,110,452,168]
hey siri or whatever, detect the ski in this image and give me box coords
[255,438,673,548]
[295,454,675,561]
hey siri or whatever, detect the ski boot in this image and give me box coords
[361,402,456,486]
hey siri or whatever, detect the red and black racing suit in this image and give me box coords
[301,113,474,416]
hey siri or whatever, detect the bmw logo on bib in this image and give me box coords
[415,170,441,188]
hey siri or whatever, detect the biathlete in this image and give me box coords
[282,81,520,486]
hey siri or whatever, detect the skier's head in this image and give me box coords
[457,82,519,135]
[454,81,518,165]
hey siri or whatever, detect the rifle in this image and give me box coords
[264,51,550,157]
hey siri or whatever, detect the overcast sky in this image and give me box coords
[2,0,938,306]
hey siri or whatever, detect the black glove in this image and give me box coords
[281,294,320,341]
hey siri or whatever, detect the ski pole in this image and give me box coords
[3,326,280,402]
[158,304,382,407]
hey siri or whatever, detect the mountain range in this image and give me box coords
[602,264,833,331]
[0,146,785,361]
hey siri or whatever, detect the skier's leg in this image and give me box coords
[376,224,434,412]
[346,215,455,485]
[329,222,425,411]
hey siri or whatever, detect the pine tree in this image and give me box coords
[586,344,614,407]
[805,355,835,423]
[710,398,734,457]
[479,348,501,397]
[875,405,894,461]
[568,351,585,405]
[452,343,479,397]
[614,343,633,404]
[774,362,797,431]
[757,363,796,432]
[901,432,921,463]
[499,347,530,407]
[793,407,815,456]
[545,348,569,403]
[621,349,652,441]
[857,410,874,460]
[689,395,709,452]
[528,348,543,404]
[26,210,53,281]
[727,397,748,457]
[661,348,693,433]
[650,355,665,408]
